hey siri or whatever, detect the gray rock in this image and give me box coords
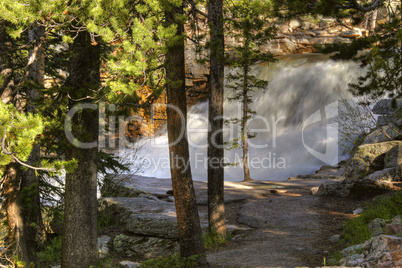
[98,235,111,258]
[345,141,402,180]
[353,208,364,215]
[297,164,346,181]
[341,243,364,257]
[385,143,402,168]
[126,212,178,239]
[365,168,394,181]
[99,196,178,238]
[391,215,402,225]
[119,261,140,268]
[372,99,402,115]
[340,235,402,266]
[113,234,179,259]
[362,126,400,145]
[316,176,393,198]
[340,253,365,266]
[384,223,402,236]
[368,218,386,236]
[329,234,341,243]
[362,235,402,267]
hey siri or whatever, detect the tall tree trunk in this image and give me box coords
[165,3,206,263]
[61,31,100,268]
[1,21,33,266]
[3,163,30,264]
[207,0,226,236]
[242,70,251,181]
[0,20,15,104]
[20,24,46,264]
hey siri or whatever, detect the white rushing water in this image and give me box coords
[122,54,365,181]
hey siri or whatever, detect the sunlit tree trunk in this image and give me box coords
[3,163,30,264]
[0,20,14,104]
[165,2,206,263]
[207,0,226,236]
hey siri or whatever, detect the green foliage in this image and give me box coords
[340,191,402,246]
[21,183,40,212]
[0,102,43,176]
[94,257,116,268]
[203,230,227,249]
[37,235,62,267]
[325,251,344,266]
[140,254,202,268]
[223,0,277,151]
[318,5,402,103]
[98,209,115,232]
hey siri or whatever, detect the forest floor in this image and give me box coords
[196,179,367,267]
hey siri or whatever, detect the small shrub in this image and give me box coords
[327,191,402,265]
[98,210,113,232]
[37,235,62,267]
[203,231,227,249]
[340,191,402,246]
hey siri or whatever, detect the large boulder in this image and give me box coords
[345,141,402,180]
[340,235,402,267]
[368,218,387,237]
[113,234,179,258]
[315,176,393,198]
[362,126,400,145]
[297,164,345,180]
[99,196,178,239]
[372,99,402,115]
[384,143,402,168]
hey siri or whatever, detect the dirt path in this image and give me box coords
[199,179,364,268]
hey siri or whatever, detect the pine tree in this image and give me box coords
[0,101,44,266]
[61,30,100,268]
[163,0,206,263]
[224,0,277,181]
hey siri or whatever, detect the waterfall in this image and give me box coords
[122,53,365,181]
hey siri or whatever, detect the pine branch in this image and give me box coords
[1,126,55,172]
[187,0,208,19]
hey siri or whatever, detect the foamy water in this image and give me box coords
[121,54,365,181]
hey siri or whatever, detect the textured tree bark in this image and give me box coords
[165,3,206,263]
[242,69,252,182]
[61,31,99,268]
[207,0,226,237]
[1,21,40,266]
[19,24,46,264]
[3,163,30,264]
[0,21,15,104]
